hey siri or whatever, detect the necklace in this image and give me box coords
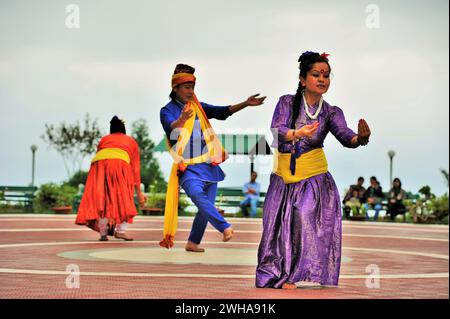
[303,93,323,120]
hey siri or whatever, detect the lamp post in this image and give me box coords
[388,150,395,187]
[31,145,37,186]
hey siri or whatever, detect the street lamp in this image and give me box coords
[31,145,37,186]
[388,150,395,187]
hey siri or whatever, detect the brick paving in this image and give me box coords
[0,214,448,299]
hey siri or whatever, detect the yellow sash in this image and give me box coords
[91,148,130,164]
[160,94,228,249]
[274,148,328,184]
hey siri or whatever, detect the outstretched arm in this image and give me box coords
[229,94,266,114]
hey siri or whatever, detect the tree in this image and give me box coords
[65,170,89,188]
[131,119,166,192]
[42,113,103,179]
[440,169,449,187]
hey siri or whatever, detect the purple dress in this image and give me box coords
[256,94,358,288]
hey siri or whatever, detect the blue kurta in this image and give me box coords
[160,99,232,187]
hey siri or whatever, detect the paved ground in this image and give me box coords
[0,214,448,299]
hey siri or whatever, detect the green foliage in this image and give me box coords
[145,193,189,213]
[145,193,166,210]
[34,183,77,212]
[131,118,166,192]
[440,169,449,187]
[410,184,449,224]
[427,193,449,224]
[42,113,103,179]
[64,170,88,188]
[0,202,26,213]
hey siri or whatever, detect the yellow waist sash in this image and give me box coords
[91,148,130,164]
[274,148,328,184]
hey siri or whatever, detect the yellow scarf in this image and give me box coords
[273,148,328,184]
[159,94,228,249]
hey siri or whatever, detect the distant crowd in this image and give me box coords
[342,176,407,221]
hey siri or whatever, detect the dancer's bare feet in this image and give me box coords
[114,232,133,241]
[185,241,205,252]
[222,227,234,242]
[281,283,297,290]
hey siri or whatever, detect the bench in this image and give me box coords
[0,186,38,212]
[215,187,265,206]
[178,187,266,217]
[214,187,266,216]
[71,185,267,217]
[345,191,420,221]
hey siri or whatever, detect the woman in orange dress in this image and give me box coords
[76,116,147,241]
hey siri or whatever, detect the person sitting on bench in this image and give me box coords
[342,176,366,218]
[363,176,383,221]
[387,177,407,221]
[239,171,260,218]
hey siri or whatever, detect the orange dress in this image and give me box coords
[75,133,141,232]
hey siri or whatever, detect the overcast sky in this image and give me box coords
[0,0,448,196]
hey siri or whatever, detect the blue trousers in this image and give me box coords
[182,179,231,244]
[364,203,383,221]
[239,197,258,217]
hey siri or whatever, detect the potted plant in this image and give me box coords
[34,183,76,214]
[140,185,190,216]
[52,197,74,214]
[141,193,165,216]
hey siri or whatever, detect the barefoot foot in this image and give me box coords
[222,227,234,242]
[282,283,297,290]
[185,241,205,252]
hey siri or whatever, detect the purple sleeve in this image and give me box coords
[328,106,358,148]
[201,102,232,120]
[270,95,292,147]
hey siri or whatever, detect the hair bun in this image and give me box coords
[110,116,120,124]
[298,51,319,63]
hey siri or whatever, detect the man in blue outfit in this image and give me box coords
[160,64,266,252]
[239,171,261,218]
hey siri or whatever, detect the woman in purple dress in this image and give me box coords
[256,51,371,289]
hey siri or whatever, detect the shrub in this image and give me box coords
[34,183,77,212]
[64,170,88,188]
[428,193,449,224]
[145,193,189,213]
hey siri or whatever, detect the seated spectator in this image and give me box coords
[387,177,407,221]
[343,176,366,218]
[363,176,384,221]
[239,171,260,218]
[345,189,362,217]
